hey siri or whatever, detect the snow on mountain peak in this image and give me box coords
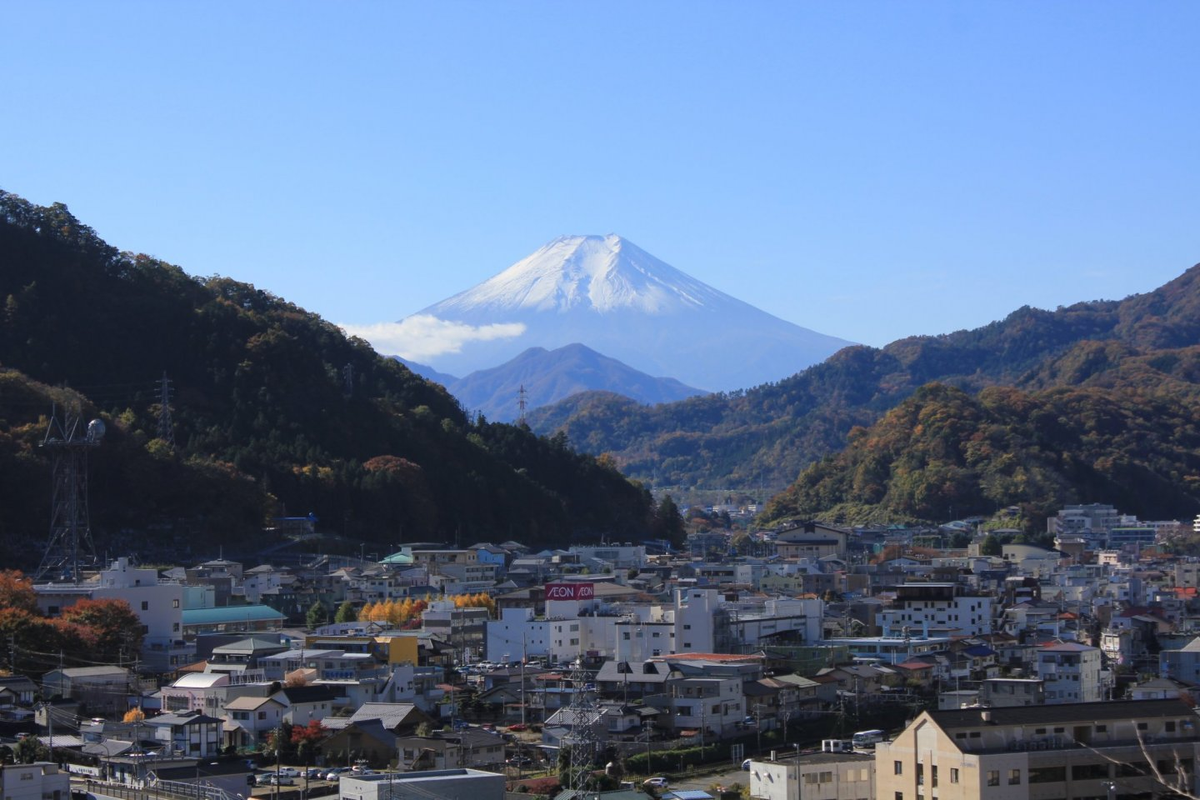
[427,234,727,316]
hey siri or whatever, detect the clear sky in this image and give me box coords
[3,2,1198,351]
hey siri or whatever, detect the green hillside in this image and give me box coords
[760,383,1200,529]
[0,191,655,566]
[529,267,1200,497]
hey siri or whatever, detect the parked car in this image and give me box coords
[643,777,669,788]
[323,768,351,781]
[304,768,324,779]
[742,759,752,771]
[277,768,300,778]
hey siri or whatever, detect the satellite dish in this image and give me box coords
[87,419,106,442]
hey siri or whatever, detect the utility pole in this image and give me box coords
[520,632,527,728]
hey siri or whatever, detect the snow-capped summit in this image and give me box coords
[429,234,728,315]
[401,235,853,392]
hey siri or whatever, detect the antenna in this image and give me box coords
[37,403,105,583]
[517,384,528,425]
[156,372,175,449]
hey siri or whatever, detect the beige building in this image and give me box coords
[876,700,1200,800]
[749,751,875,800]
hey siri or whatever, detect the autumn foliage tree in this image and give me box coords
[0,571,144,670]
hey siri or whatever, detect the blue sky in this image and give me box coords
[3,2,1198,351]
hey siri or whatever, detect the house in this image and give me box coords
[0,675,39,711]
[222,695,287,749]
[345,702,434,734]
[876,700,1200,800]
[395,728,506,771]
[143,710,223,758]
[42,666,131,715]
[319,719,398,769]
[748,750,875,800]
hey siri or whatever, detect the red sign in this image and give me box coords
[545,583,594,601]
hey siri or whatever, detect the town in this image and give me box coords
[4,502,1200,800]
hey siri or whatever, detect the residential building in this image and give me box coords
[1035,642,1102,703]
[877,700,1200,800]
[0,762,69,800]
[748,751,875,800]
[338,769,504,800]
[878,584,993,638]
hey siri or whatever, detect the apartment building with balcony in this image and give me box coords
[876,700,1200,800]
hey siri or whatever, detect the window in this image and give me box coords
[1009,768,1020,785]
[895,762,903,775]
[1029,767,1066,783]
[1096,724,1107,732]
[820,772,833,783]
[1167,721,1177,732]
[950,768,959,784]
[1072,764,1109,780]
[141,601,149,611]
[1137,722,1149,731]
[895,793,903,800]
[987,770,999,787]
[931,766,938,787]
[917,764,924,785]
[257,711,266,720]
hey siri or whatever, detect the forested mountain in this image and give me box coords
[445,343,704,422]
[529,267,1200,498]
[760,384,1200,528]
[0,191,656,567]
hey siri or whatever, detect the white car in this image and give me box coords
[643,777,669,788]
[277,768,300,778]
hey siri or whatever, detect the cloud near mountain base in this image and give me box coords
[340,315,526,361]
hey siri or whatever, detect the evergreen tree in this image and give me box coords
[333,601,356,624]
[305,601,329,629]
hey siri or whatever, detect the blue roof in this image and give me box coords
[182,605,286,625]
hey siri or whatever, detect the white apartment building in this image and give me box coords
[36,557,192,673]
[1035,642,1102,703]
[485,607,550,663]
[879,583,993,638]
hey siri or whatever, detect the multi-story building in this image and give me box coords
[879,584,993,638]
[877,700,1200,800]
[36,557,193,673]
[1035,642,1102,703]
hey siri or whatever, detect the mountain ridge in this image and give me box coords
[447,343,705,422]
[528,263,1200,499]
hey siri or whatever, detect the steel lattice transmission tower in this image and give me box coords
[156,371,175,449]
[517,384,528,426]
[563,660,600,795]
[36,406,106,583]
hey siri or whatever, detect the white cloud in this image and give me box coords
[339,315,526,361]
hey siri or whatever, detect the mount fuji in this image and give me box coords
[404,235,853,392]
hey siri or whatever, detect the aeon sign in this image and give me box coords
[545,583,594,600]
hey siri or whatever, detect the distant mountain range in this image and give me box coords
[407,343,704,422]
[404,234,852,392]
[529,262,1200,528]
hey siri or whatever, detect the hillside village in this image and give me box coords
[5,504,1200,800]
